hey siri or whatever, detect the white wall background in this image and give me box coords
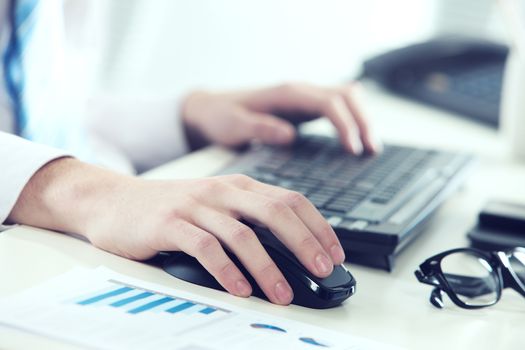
[69,0,508,96]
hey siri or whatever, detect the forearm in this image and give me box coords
[86,95,190,172]
[7,157,133,237]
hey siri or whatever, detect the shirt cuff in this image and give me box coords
[0,132,71,228]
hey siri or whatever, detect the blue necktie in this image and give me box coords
[3,0,39,137]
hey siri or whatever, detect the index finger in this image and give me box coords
[224,188,335,278]
[340,83,382,154]
[246,181,345,265]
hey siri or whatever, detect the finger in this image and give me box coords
[191,207,294,305]
[154,219,252,298]
[221,186,334,278]
[340,82,382,154]
[247,83,363,154]
[321,94,364,155]
[237,109,296,145]
[244,182,345,264]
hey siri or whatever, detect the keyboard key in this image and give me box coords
[339,220,369,231]
[327,216,343,227]
[307,194,333,208]
[370,196,390,204]
[326,201,355,212]
[217,134,456,228]
[278,166,310,178]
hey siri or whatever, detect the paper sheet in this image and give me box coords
[0,267,400,350]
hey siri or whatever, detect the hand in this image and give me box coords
[182,82,381,155]
[9,158,345,305]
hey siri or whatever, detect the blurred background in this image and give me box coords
[64,0,509,96]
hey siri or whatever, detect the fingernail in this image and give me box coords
[275,281,293,304]
[236,280,252,297]
[330,245,346,264]
[315,254,333,275]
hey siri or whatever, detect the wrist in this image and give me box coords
[181,90,211,151]
[8,157,134,238]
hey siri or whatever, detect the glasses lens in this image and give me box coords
[509,248,525,287]
[440,251,499,306]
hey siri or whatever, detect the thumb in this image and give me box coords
[238,110,296,145]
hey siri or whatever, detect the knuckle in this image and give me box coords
[319,223,336,240]
[281,191,307,209]
[199,178,225,194]
[229,224,256,244]
[217,260,239,278]
[227,174,254,188]
[299,235,318,250]
[258,261,279,278]
[263,199,288,215]
[165,203,191,220]
[193,234,220,255]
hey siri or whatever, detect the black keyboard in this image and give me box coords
[217,134,473,270]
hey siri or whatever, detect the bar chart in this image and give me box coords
[73,280,231,319]
[0,268,391,350]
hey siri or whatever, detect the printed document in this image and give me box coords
[0,267,400,350]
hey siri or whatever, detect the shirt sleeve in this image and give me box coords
[85,95,190,173]
[0,132,70,227]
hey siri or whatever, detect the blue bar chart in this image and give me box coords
[73,280,230,319]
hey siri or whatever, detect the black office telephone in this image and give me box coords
[359,36,508,127]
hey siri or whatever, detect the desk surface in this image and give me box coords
[1,87,524,350]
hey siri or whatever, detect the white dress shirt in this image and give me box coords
[0,0,69,226]
[0,0,190,226]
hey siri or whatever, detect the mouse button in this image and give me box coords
[318,265,356,289]
[252,228,306,267]
[263,242,309,273]
[237,230,355,294]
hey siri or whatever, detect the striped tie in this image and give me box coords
[3,0,39,137]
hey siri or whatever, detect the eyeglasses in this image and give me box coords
[414,247,525,309]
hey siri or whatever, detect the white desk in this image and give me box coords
[1,87,524,350]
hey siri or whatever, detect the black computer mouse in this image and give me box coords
[162,226,356,309]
